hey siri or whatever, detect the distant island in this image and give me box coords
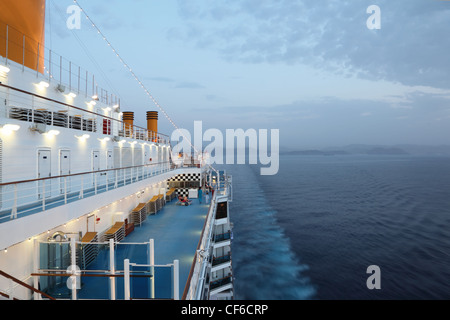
[280,144,450,156]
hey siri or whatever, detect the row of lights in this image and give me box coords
[36,79,119,112]
[2,179,165,253]
[75,134,158,147]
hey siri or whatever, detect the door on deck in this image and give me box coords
[59,150,71,194]
[92,150,100,187]
[38,149,51,199]
[107,150,114,185]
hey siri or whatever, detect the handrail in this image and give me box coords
[0,270,55,300]
[182,192,217,300]
[0,82,170,140]
[0,290,19,300]
[0,161,170,187]
[0,20,120,107]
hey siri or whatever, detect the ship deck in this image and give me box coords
[74,197,210,300]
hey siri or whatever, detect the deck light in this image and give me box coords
[38,81,50,88]
[0,124,21,132]
[68,92,77,98]
[0,65,10,74]
[46,130,60,136]
[75,134,90,140]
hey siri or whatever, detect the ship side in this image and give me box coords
[0,1,233,301]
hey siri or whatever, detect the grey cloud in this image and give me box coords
[174,0,450,89]
[175,81,205,89]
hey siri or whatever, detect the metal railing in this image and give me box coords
[0,270,55,300]
[0,161,171,224]
[214,231,231,243]
[32,238,179,300]
[0,82,170,144]
[0,20,119,106]
[212,253,231,267]
[182,170,233,300]
[210,275,233,291]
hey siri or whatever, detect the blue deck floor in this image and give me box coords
[74,197,210,300]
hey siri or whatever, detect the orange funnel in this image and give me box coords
[0,0,46,73]
[122,112,134,137]
[147,111,158,142]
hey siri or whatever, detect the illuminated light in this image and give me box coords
[103,107,111,112]
[119,139,126,144]
[89,100,97,106]
[113,104,119,110]
[68,92,77,98]
[1,124,20,132]
[92,94,99,100]
[98,137,111,142]
[75,134,90,140]
[46,130,60,136]
[38,81,50,88]
[0,65,10,73]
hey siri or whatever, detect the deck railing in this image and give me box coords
[0,20,119,106]
[212,253,232,267]
[32,238,179,300]
[0,161,171,224]
[214,231,231,243]
[210,275,233,290]
[0,82,170,145]
[182,169,233,300]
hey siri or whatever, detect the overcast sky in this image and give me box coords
[44,0,450,149]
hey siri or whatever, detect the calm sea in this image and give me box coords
[224,155,450,300]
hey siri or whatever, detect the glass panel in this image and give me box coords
[77,274,110,300]
[39,242,72,298]
[153,265,173,300]
[115,243,148,270]
[36,241,175,300]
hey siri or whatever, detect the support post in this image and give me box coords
[124,259,130,300]
[173,259,179,300]
[149,239,155,299]
[70,237,77,300]
[109,239,116,300]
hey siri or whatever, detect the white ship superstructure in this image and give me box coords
[0,0,233,301]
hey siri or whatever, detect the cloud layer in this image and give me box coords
[173,0,450,89]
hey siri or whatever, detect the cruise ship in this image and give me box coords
[0,0,233,300]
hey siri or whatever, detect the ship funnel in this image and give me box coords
[122,112,134,137]
[147,111,158,142]
[0,0,46,73]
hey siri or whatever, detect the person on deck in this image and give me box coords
[198,187,203,204]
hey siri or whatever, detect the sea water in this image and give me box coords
[225,155,450,300]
